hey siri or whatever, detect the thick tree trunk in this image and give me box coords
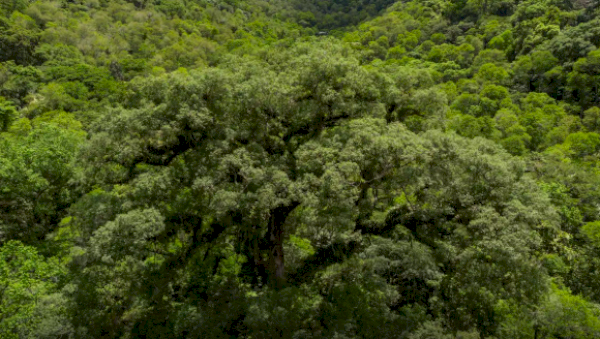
[267,202,300,289]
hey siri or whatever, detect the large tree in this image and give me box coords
[57,43,561,337]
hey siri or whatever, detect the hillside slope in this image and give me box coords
[3,0,600,338]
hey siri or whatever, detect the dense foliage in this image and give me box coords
[4,0,600,337]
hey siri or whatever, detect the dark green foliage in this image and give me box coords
[289,0,398,29]
[0,12,40,65]
[2,0,600,338]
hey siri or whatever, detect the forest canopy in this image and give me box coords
[3,0,600,338]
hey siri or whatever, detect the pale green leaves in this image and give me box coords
[90,208,166,262]
[0,241,63,338]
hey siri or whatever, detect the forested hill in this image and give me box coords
[6,0,600,338]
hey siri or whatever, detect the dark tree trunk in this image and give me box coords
[534,322,541,339]
[267,202,300,289]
